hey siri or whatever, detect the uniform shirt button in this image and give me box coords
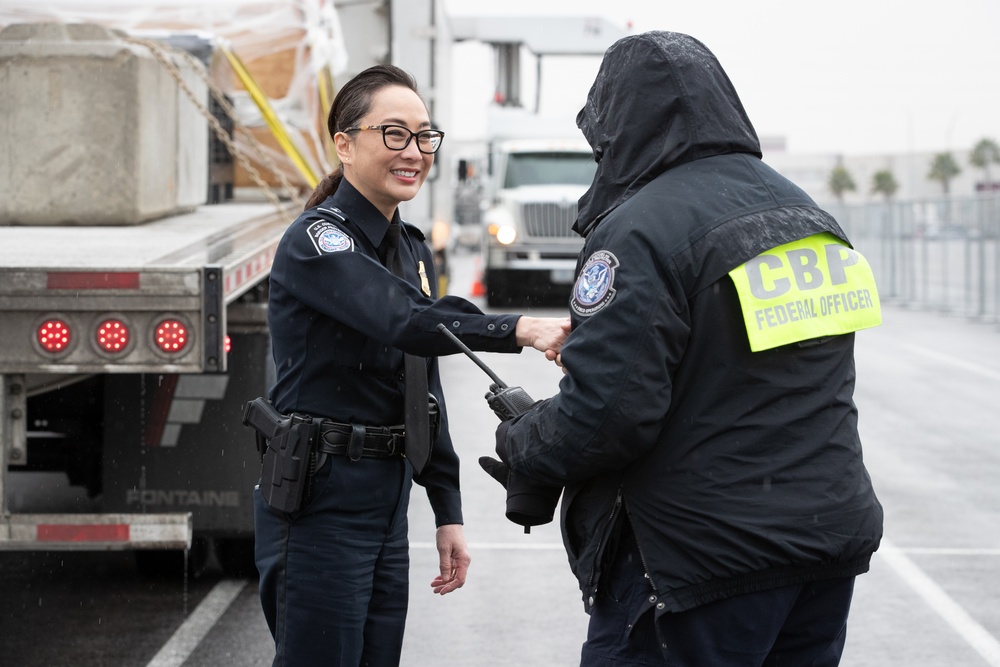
[648,595,657,603]
[588,596,595,606]
[656,602,665,610]
[500,323,509,331]
[451,321,460,329]
[487,323,495,331]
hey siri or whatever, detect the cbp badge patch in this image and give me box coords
[571,250,619,317]
[307,220,353,255]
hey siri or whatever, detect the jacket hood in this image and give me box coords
[574,31,762,237]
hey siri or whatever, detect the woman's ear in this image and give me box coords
[334,131,352,165]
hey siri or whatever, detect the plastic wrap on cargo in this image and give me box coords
[0,1,349,189]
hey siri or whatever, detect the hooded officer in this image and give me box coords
[495,31,883,667]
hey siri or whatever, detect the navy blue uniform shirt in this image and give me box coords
[268,178,521,525]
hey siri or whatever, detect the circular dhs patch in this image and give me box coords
[319,228,352,252]
[307,220,354,255]
[571,250,620,317]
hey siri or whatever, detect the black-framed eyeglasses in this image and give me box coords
[343,124,445,154]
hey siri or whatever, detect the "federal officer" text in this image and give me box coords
[754,289,875,330]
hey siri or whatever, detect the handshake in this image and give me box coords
[436,324,563,533]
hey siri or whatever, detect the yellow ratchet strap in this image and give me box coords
[219,43,319,189]
[317,64,336,162]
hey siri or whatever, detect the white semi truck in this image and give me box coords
[480,130,596,307]
[449,15,625,306]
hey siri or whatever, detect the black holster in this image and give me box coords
[243,397,319,513]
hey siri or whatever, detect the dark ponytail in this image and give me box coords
[304,65,422,210]
[304,172,342,209]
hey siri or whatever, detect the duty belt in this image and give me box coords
[317,420,406,462]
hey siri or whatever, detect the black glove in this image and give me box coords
[479,455,561,529]
[488,407,562,533]
[479,456,510,489]
[480,419,513,488]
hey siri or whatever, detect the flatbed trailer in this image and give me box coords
[0,201,293,563]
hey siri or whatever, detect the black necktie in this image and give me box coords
[384,222,431,474]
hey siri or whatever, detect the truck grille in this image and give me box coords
[521,202,578,238]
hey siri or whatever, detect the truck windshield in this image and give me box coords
[504,152,597,188]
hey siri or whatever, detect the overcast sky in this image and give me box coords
[442,0,1000,157]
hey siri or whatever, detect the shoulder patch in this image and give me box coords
[306,219,353,255]
[571,250,619,317]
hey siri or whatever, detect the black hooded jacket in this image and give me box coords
[498,32,883,614]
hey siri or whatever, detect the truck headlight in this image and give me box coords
[494,224,517,245]
[485,207,517,245]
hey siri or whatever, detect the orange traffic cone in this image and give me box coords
[471,258,486,297]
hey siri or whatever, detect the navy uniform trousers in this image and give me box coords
[255,454,411,667]
[581,523,856,667]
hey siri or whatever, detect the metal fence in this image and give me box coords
[828,194,1000,328]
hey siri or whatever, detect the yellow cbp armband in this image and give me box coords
[728,233,881,351]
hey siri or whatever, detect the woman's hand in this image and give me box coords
[430,524,471,595]
[515,316,571,359]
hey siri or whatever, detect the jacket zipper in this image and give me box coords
[623,496,660,594]
[587,489,623,588]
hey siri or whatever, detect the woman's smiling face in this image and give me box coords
[335,85,434,220]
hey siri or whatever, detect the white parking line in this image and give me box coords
[879,538,1000,666]
[145,579,247,667]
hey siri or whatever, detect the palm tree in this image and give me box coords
[828,164,856,203]
[970,138,1000,192]
[928,152,961,195]
[871,169,898,201]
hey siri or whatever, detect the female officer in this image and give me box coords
[255,64,569,667]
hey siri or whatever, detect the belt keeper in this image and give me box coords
[348,423,366,462]
[387,432,401,457]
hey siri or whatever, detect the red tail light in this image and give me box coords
[95,319,130,353]
[224,335,232,354]
[37,319,72,353]
[154,319,188,353]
